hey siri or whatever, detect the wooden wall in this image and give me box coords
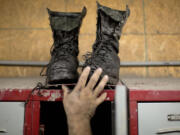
[0,0,180,77]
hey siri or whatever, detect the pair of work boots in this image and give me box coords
[46,2,130,85]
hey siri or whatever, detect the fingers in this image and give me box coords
[62,85,70,98]
[93,75,108,97]
[96,92,107,106]
[86,68,102,90]
[73,66,91,92]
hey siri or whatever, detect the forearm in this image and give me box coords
[67,117,92,135]
[63,67,107,135]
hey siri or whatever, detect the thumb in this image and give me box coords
[96,92,107,106]
[62,85,70,98]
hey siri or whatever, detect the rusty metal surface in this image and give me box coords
[0,77,46,89]
[0,77,180,90]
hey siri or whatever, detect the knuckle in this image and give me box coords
[91,76,98,82]
[79,76,85,82]
[102,78,107,84]
[98,84,104,90]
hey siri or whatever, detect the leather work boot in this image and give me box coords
[83,2,130,85]
[46,7,86,84]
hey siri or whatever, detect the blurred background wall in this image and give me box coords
[0,0,179,77]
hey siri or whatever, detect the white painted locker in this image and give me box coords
[0,102,25,135]
[138,103,180,135]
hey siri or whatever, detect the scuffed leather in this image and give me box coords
[83,2,130,85]
[47,7,86,31]
[46,7,86,84]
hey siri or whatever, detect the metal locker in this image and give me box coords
[138,103,180,135]
[0,102,25,135]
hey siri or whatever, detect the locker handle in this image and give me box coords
[156,127,180,134]
[167,114,180,121]
[0,129,8,133]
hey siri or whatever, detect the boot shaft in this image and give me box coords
[47,7,86,56]
[46,7,86,84]
[83,3,130,85]
[47,7,86,31]
[94,2,130,52]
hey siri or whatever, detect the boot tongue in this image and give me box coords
[97,2,130,22]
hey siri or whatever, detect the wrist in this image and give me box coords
[67,115,90,124]
[67,114,92,135]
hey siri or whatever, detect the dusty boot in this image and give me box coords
[46,7,86,84]
[83,2,130,85]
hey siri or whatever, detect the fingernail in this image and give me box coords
[98,68,102,72]
[86,66,91,71]
[104,75,109,80]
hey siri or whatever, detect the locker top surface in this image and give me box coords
[0,77,180,90]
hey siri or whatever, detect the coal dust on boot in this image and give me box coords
[83,2,130,85]
[46,7,86,84]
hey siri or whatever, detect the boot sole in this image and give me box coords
[88,69,119,85]
[47,71,78,84]
[108,76,119,85]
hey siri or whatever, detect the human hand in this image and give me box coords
[62,67,109,121]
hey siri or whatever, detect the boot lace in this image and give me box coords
[40,35,78,78]
[51,38,77,59]
[83,39,113,68]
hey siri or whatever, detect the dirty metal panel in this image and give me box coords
[0,102,25,135]
[138,102,180,135]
